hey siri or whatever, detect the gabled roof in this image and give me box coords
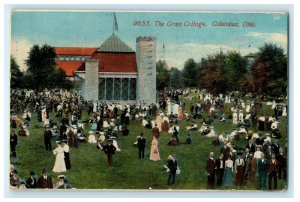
[56,61,85,77]
[55,47,97,56]
[97,34,134,53]
[91,52,137,73]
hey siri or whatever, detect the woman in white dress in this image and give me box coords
[232,111,238,125]
[88,131,97,144]
[52,142,66,173]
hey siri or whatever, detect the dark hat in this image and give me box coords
[12,170,18,174]
[62,140,68,143]
[30,171,35,176]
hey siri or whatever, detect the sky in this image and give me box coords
[11,11,288,70]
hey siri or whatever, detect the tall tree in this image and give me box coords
[250,43,287,97]
[10,56,24,88]
[199,57,227,95]
[182,58,199,87]
[25,44,72,89]
[224,51,248,91]
[170,67,183,89]
[156,59,170,90]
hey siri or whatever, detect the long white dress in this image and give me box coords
[52,146,66,173]
[232,112,238,125]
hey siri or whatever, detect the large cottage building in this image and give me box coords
[55,34,156,104]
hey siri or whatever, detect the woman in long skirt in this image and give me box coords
[150,136,161,161]
[52,142,66,173]
[223,156,233,187]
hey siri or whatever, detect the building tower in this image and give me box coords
[136,36,157,104]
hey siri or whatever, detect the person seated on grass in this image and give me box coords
[88,131,97,144]
[186,121,197,131]
[122,125,130,136]
[55,175,72,189]
[198,123,210,135]
[185,133,192,144]
[167,135,179,146]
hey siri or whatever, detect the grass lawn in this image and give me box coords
[11,96,288,190]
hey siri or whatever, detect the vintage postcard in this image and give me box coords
[9,10,288,191]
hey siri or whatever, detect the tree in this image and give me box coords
[10,56,24,88]
[199,57,227,95]
[156,59,170,90]
[224,51,248,91]
[182,58,199,87]
[249,43,287,97]
[25,44,72,89]
[170,67,183,89]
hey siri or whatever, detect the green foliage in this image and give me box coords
[198,50,248,94]
[24,44,73,89]
[224,51,248,91]
[249,43,287,97]
[182,58,200,88]
[156,59,170,90]
[170,67,184,89]
[10,56,24,88]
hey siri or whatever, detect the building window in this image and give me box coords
[106,78,113,100]
[121,78,129,100]
[98,78,106,100]
[129,78,136,100]
[114,78,121,100]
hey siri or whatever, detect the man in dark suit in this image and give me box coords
[258,153,268,190]
[137,133,146,159]
[38,168,53,189]
[102,139,117,166]
[246,140,256,154]
[44,127,52,151]
[10,131,18,158]
[206,152,216,189]
[276,148,287,180]
[26,171,38,188]
[215,153,225,187]
[268,153,279,190]
[167,155,178,185]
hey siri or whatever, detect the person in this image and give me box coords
[234,154,245,186]
[38,168,53,189]
[166,155,178,185]
[258,153,268,190]
[10,170,21,188]
[215,153,225,187]
[62,140,71,170]
[102,139,117,166]
[244,153,256,186]
[245,139,256,154]
[52,141,67,173]
[185,133,192,144]
[172,126,180,144]
[44,126,52,151]
[55,175,72,189]
[88,131,97,144]
[26,171,38,188]
[276,147,287,180]
[206,152,216,189]
[10,131,18,159]
[122,125,130,136]
[268,153,279,190]
[223,156,234,187]
[137,133,146,159]
[150,136,160,161]
[152,124,160,139]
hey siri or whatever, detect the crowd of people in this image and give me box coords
[9,88,287,189]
